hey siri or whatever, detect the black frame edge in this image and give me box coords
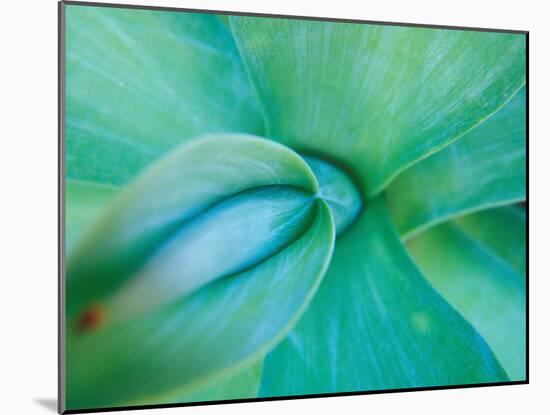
[64,381,528,414]
[61,0,528,34]
[525,31,530,385]
[58,1,67,414]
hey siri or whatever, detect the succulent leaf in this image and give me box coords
[178,360,264,403]
[67,198,334,409]
[454,206,526,276]
[63,5,526,409]
[387,87,526,239]
[66,134,336,408]
[303,156,362,235]
[230,16,526,196]
[259,197,508,396]
[66,6,264,186]
[67,134,318,318]
[407,216,526,380]
[65,180,117,254]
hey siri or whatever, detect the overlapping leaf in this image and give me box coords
[260,198,507,397]
[65,6,264,185]
[387,87,526,239]
[68,200,334,408]
[66,135,336,408]
[455,206,526,276]
[407,215,526,380]
[67,134,318,316]
[302,155,362,234]
[230,16,525,196]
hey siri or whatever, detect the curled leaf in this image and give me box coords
[303,156,362,235]
[101,186,318,323]
[67,199,334,409]
[66,134,336,409]
[67,134,318,318]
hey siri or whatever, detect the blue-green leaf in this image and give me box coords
[178,360,263,403]
[387,87,526,239]
[65,180,117,253]
[67,134,318,317]
[454,206,526,276]
[407,219,526,380]
[260,198,507,397]
[230,16,525,196]
[303,155,362,235]
[67,199,334,409]
[66,5,263,185]
[98,186,318,323]
[66,134,336,409]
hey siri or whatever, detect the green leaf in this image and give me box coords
[66,6,263,186]
[303,155,362,235]
[230,17,526,195]
[260,197,507,397]
[454,206,526,276]
[407,220,526,380]
[179,360,263,403]
[66,198,335,409]
[94,186,318,323]
[67,134,318,317]
[65,180,117,253]
[386,87,526,239]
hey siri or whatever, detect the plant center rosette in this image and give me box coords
[65,6,526,410]
[67,135,362,405]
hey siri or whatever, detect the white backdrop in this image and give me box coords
[0,0,546,414]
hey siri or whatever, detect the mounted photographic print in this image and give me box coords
[59,1,528,413]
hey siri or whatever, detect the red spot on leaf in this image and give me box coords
[77,304,105,332]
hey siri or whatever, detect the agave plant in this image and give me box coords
[64,5,526,411]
